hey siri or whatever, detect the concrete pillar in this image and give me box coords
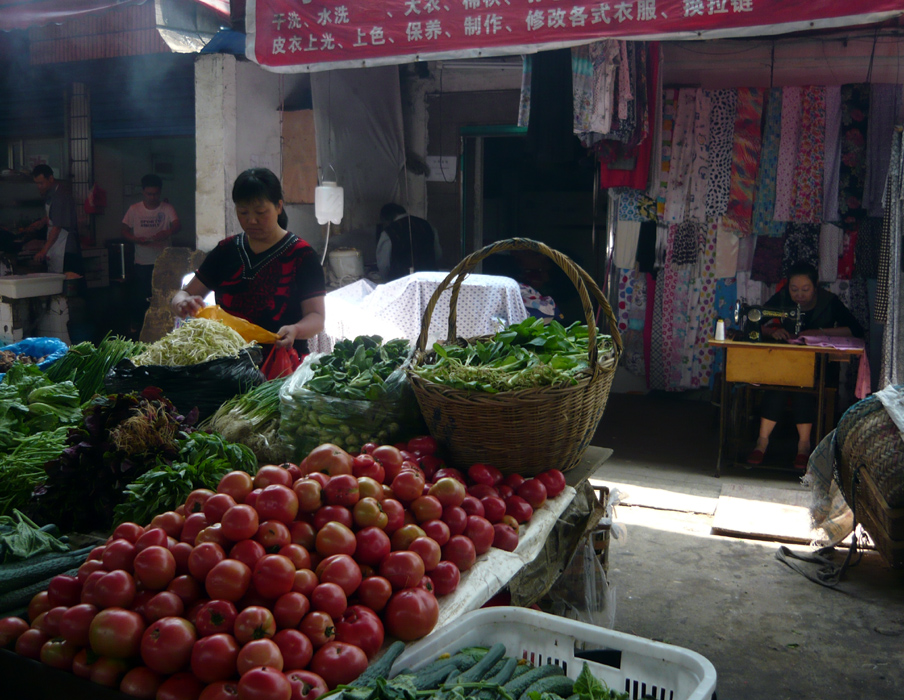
[194,54,237,252]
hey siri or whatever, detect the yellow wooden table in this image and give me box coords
[709,338,864,476]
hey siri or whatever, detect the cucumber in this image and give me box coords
[512,662,534,678]
[0,546,94,595]
[348,640,406,688]
[517,674,575,700]
[0,571,73,615]
[502,664,565,699]
[487,657,519,686]
[411,659,457,690]
[475,657,519,700]
[456,642,507,683]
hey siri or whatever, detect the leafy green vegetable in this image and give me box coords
[572,662,628,700]
[303,336,411,401]
[0,427,68,517]
[114,431,257,526]
[0,510,69,562]
[413,317,613,393]
[0,364,82,448]
[29,388,197,533]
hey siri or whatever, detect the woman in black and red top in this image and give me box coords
[172,168,325,354]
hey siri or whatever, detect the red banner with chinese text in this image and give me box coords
[246,0,903,73]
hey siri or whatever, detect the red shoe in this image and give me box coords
[746,448,765,465]
[794,453,809,470]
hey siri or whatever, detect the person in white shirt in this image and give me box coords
[121,174,181,334]
[375,203,442,282]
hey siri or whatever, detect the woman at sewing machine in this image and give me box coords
[746,262,864,469]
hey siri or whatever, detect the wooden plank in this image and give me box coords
[711,483,819,544]
[726,345,816,387]
[282,110,318,204]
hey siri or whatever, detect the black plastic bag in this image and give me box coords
[104,347,264,421]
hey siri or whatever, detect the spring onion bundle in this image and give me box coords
[46,335,145,403]
[132,318,251,367]
[204,378,290,464]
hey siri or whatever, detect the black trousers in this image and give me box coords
[759,390,817,425]
[129,263,154,328]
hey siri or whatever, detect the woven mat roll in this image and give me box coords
[836,394,904,508]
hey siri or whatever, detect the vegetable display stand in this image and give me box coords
[407,238,621,476]
[394,607,717,700]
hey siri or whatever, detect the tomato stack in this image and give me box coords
[0,436,567,700]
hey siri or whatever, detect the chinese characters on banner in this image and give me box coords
[246,0,903,72]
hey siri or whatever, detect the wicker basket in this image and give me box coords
[406,238,622,476]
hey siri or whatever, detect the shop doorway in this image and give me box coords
[460,128,608,325]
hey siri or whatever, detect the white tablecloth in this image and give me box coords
[308,271,528,354]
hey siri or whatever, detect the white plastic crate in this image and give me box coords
[394,607,717,700]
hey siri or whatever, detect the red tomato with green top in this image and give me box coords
[234,605,277,644]
[195,599,238,637]
[140,616,197,674]
[309,641,369,689]
[383,587,439,641]
[334,605,384,660]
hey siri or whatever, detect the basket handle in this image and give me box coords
[416,238,623,375]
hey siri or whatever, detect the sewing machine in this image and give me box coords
[733,300,802,342]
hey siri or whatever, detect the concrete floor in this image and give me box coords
[587,392,904,700]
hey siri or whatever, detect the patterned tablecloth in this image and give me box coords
[308,271,528,354]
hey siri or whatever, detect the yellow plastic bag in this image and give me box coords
[195,305,280,344]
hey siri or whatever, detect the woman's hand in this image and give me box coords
[172,294,206,318]
[763,325,793,342]
[276,325,298,348]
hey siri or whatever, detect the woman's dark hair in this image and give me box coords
[232,168,288,228]
[787,261,818,286]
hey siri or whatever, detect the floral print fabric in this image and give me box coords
[790,86,826,223]
[782,223,820,278]
[774,86,802,222]
[839,84,870,228]
[656,89,678,220]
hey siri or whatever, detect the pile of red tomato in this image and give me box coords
[0,436,567,700]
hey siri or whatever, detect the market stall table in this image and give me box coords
[709,338,865,476]
[308,272,528,354]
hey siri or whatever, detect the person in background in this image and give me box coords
[376,203,442,282]
[20,164,83,276]
[172,168,325,355]
[121,174,181,334]
[746,261,864,470]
